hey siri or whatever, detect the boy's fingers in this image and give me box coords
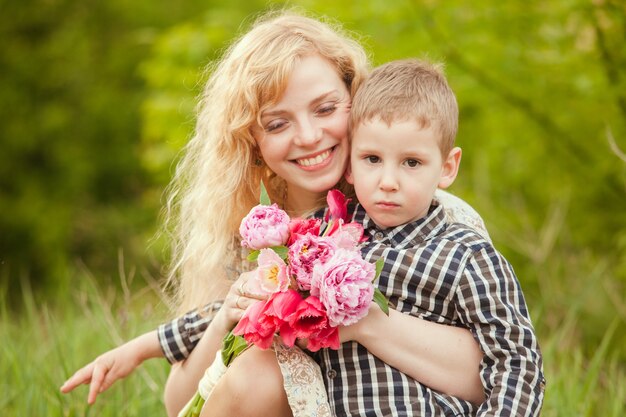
[87,365,106,404]
[61,364,94,392]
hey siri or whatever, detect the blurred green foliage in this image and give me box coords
[1,0,624,368]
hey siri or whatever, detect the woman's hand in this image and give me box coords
[212,271,267,334]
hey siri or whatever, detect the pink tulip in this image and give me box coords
[282,296,329,346]
[325,189,351,223]
[246,249,289,295]
[307,324,340,352]
[232,300,275,350]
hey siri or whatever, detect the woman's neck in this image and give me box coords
[284,185,325,218]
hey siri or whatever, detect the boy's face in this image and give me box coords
[347,118,461,229]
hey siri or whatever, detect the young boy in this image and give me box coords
[318,58,545,416]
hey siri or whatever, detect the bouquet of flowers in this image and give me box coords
[179,183,388,417]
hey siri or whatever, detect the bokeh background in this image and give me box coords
[1,0,624,415]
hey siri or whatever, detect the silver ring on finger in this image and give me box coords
[238,281,247,296]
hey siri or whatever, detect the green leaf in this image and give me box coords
[247,250,260,262]
[271,245,289,260]
[373,288,390,316]
[259,180,271,205]
[373,258,384,281]
[221,331,249,366]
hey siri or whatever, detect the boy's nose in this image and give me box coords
[379,168,399,191]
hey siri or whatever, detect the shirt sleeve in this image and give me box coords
[454,245,545,417]
[157,301,224,364]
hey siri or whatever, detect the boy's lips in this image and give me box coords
[375,201,400,210]
[291,146,337,170]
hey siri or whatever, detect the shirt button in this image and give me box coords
[374,232,384,241]
[327,369,337,379]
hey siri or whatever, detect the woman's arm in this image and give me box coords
[341,304,485,405]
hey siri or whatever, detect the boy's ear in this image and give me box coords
[438,147,462,189]
[344,161,354,184]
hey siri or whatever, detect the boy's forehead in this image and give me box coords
[351,116,441,138]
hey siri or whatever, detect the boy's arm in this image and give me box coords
[456,245,546,416]
[60,301,221,404]
[342,305,486,404]
[60,330,163,404]
[158,301,223,363]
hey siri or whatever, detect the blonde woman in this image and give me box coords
[62,10,489,417]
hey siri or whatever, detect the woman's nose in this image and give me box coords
[294,117,322,146]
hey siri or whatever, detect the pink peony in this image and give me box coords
[328,222,366,250]
[288,235,338,291]
[287,218,321,246]
[310,248,375,327]
[232,300,275,349]
[246,249,290,295]
[239,204,290,250]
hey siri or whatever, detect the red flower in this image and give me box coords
[287,218,321,246]
[282,296,329,346]
[325,189,351,223]
[307,325,340,352]
[232,300,275,349]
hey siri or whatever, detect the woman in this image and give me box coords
[61,10,487,417]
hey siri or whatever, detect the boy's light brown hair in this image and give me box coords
[350,58,458,156]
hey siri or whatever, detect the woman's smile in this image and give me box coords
[293,146,336,169]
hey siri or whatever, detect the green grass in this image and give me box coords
[1,266,624,416]
[0,266,170,416]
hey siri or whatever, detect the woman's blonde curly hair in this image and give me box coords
[163,9,370,314]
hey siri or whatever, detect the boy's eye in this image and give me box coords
[366,155,380,164]
[405,159,420,167]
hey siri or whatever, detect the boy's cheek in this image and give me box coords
[344,162,355,184]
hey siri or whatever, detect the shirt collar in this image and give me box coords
[357,200,447,247]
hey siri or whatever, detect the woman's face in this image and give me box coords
[253,54,351,210]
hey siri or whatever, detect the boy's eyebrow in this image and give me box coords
[261,90,341,117]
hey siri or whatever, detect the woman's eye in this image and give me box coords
[405,159,420,167]
[366,155,380,164]
[265,120,287,132]
[317,104,337,115]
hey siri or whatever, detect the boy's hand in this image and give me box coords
[60,330,162,404]
[60,343,140,404]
